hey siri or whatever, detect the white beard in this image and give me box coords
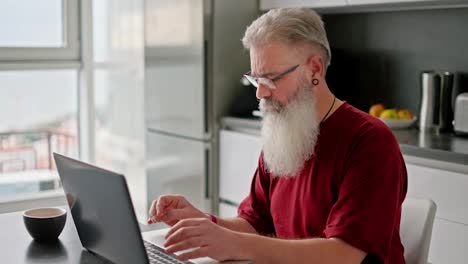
[259,80,320,177]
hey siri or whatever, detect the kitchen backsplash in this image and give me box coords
[323,7,468,114]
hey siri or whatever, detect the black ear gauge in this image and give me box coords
[312,79,319,85]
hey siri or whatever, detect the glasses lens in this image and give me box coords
[244,75,259,88]
[257,78,276,89]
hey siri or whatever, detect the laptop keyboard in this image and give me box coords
[144,241,194,264]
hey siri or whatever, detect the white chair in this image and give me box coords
[400,197,437,264]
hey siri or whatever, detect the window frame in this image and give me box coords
[0,0,84,205]
[0,0,80,61]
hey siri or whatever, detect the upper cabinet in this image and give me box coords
[260,0,347,10]
[347,0,435,4]
[260,0,465,11]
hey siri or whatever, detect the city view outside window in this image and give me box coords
[0,70,79,199]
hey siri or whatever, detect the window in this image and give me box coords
[0,0,64,47]
[0,70,79,200]
[0,0,79,61]
[0,0,80,201]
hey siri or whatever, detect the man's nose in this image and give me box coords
[256,83,272,99]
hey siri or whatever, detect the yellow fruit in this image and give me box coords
[380,109,398,119]
[397,109,413,120]
[369,104,385,117]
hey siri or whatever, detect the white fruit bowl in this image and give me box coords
[379,117,417,129]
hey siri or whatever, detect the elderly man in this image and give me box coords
[148,8,407,264]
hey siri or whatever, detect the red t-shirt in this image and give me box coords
[238,102,407,264]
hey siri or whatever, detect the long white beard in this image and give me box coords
[259,81,320,177]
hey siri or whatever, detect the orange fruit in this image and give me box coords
[397,109,413,120]
[369,104,385,117]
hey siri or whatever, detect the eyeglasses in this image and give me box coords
[243,64,300,90]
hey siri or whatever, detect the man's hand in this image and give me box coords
[148,195,207,226]
[163,218,247,261]
[161,217,366,264]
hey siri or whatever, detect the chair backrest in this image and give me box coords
[400,197,437,264]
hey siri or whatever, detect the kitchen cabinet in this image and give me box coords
[260,0,461,11]
[260,0,347,10]
[405,162,468,264]
[429,218,468,264]
[219,130,262,206]
[406,163,468,225]
[347,0,437,5]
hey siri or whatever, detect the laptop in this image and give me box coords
[53,153,249,264]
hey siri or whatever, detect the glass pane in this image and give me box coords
[94,67,147,222]
[92,0,110,62]
[145,0,201,47]
[0,0,64,47]
[93,0,145,63]
[0,70,78,199]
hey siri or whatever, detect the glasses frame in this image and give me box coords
[243,64,300,89]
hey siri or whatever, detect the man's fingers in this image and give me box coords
[166,219,179,226]
[155,197,168,218]
[156,195,181,216]
[147,199,158,224]
[148,200,157,217]
[148,195,188,224]
[162,209,191,223]
[151,208,186,225]
[165,236,204,254]
[165,218,205,239]
[164,226,202,247]
[176,247,209,261]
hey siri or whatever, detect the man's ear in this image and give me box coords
[306,54,325,79]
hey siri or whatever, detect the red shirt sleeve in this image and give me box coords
[238,153,276,236]
[323,125,407,264]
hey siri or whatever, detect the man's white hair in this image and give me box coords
[242,8,331,67]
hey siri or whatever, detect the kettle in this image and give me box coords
[419,71,454,133]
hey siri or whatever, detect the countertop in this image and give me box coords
[221,116,468,173]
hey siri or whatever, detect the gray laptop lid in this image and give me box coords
[54,153,149,264]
